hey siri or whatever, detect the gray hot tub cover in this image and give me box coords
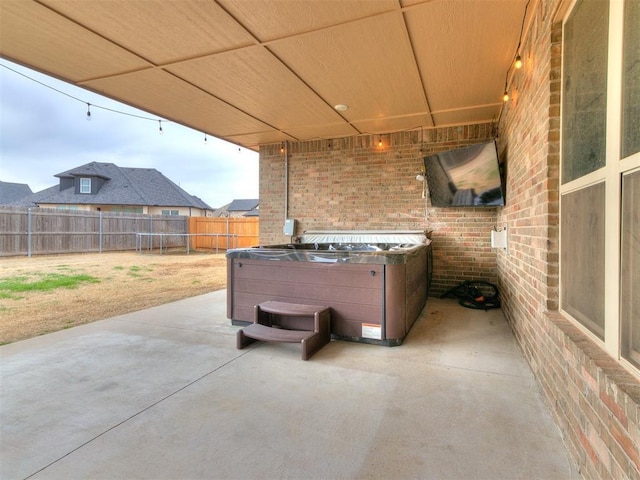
[299,230,429,245]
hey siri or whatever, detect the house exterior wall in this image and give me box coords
[257,1,640,477]
[146,206,208,217]
[38,204,93,211]
[497,1,640,479]
[37,204,209,217]
[259,125,498,297]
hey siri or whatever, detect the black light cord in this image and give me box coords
[497,0,531,125]
[1,62,167,123]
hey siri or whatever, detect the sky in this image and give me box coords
[0,60,259,209]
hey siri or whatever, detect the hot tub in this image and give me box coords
[226,231,432,346]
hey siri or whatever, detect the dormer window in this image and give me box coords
[79,178,91,194]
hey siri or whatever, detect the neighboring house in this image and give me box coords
[214,199,259,218]
[12,162,213,216]
[0,181,33,205]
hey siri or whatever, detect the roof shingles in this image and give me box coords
[11,162,212,209]
[0,181,33,205]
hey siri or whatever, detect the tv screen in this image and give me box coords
[423,141,505,207]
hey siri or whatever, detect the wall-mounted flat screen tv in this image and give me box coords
[423,141,505,207]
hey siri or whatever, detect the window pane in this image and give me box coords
[562,0,609,184]
[561,183,606,338]
[621,170,640,368]
[80,178,91,193]
[622,0,640,158]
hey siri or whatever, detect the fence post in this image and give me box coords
[149,216,153,250]
[99,211,103,253]
[27,207,32,258]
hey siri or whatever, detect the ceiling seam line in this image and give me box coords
[159,69,288,135]
[399,5,435,128]
[210,0,358,138]
[259,45,362,136]
[97,42,259,77]
[432,102,506,114]
[32,0,158,70]
[214,0,404,52]
[34,0,432,140]
[31,0,256,85]
[211,0,360,136]
[38,0,305,145]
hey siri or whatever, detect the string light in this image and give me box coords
[1,62,168,134]
[204,133,208,143]
[158,120,163,135]
[280,142,285,154]
[513,1,529,70]
[514,55,523,69]
[378,136,383,148]
[499,0,530,107]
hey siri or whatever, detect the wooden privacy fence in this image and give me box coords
[0,207,260,257]
[0,206,188,257]
[188,217,259,250]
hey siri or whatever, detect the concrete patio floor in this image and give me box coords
[1,290,580,480]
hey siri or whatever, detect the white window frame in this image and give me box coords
[79,177,91,194]
[560,0,640,376]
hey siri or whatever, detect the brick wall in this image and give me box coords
[497,1,640,479]
[259,124,499,297]
[256,2,640,476]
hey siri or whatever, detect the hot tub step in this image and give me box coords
[237,301,331,360]
[239,323,315,343]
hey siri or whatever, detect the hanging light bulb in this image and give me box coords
[86,103,91,121]
[204,133,208,143]
[280,142,285,153]
[158,120,163,135]
[378,136,383,148]
[513,1,528,71]
[515,54,523,69]
[503,91,509,102]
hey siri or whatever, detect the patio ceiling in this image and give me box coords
[0,0,528,151]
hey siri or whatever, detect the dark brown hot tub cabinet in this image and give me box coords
[226,231,432,346]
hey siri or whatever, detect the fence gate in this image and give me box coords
[188,217,259,250]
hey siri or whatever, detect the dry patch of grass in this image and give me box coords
[0,251,227,344]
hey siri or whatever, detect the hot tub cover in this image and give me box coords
[227,230,431,264]
[300,230,428,245]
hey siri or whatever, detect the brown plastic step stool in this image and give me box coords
[237,301,331,360]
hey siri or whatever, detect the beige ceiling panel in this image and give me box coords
[0,0,528,150]
[82,69,273,137]
[269,12,428,125]
[280,122,360,141]
[225,131,299,150]
[39,0,256,65]
[431,104,503,127]
[217,0,397,42]
[405,0,526,112]
[352,113,434,134]
[399,0,431,6]
[0,1,150,81]
[167,47,343,130]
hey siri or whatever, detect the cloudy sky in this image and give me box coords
[0,60,259,209]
